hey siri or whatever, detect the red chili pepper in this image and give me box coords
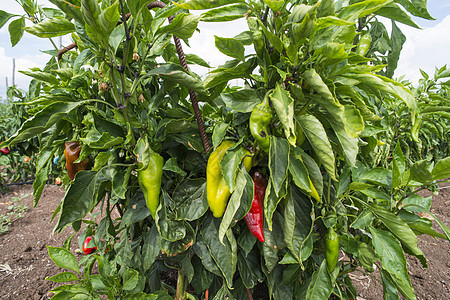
[244,171,267,242]
[82,236,97,255]
[0,147,10,155]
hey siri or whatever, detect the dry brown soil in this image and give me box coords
[0,183,448,299]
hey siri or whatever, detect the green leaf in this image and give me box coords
[270,83,296,145]
[55,171,106,231]
[219,89,261,113]
[49,0,84,23]
[375,3,420,28]
[289,153,311,193]
[175,0,244,10]
[8,17,24,47]
[269,137,290,197]
[303,69,358,166]
[98,0,120,36]
[163,157,187,176]
[392,143,406,189]
[410,160,432,184]
[47,246,79,273]
[24,17,75,38]
[204,58,256,88]
[398,210,447,240]
[33,147,55,206]
[297,114,336,180]
[263,0,284,12]
[173,179,209,221]
[146,63,206,94]
[302,259,333,299]
[212,122,229,150]
[185,53,211,67]
[220,146,247,192]
[201,215,237,288]
[142,226,160,272]
[19,70,59,85]
[237,251,264,289]
[193,240,222,276]
[159,13,200,40]
[82,131,124,149]
[338,0,392,21]
[257,19,284,54]
[201,3,248,22]
[284,187,314,263]
[361,167,392,186]
[0,10,17,29]
[366,204,426,267]
[395,0,434,20]
[380,269,401,300]
[369,227,416,300]
[1,101,86,148]
[81,0,100,28]
[218,167,253,244]
[432,157,450,180]
[386,20,406,78]
[122,269,140,291]
[46,272,79,283]
[215,36,245,61]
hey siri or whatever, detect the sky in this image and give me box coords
[0,0,449,98]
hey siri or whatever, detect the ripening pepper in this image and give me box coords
[356,33,372,57]
[64,141,88,180]
[325,226,339,273]
[207,140,252,218]
[0,147,10,155]
[244,171,267,242]
[137,152,164,219]
[250,95,273,152]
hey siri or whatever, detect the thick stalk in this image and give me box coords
[174,270,186,300]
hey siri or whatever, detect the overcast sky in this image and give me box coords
[0,0,449,98]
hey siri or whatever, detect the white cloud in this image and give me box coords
[395,15,450,83]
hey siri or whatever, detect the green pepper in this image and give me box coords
[250,95,273,153]
[138,152,163,218]
[325,226,339,273]
[207,141,252,218]
[356,33,372,57]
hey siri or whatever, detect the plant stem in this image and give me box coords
[175,270,186,300]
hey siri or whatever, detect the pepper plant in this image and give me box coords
[1,0,449,299]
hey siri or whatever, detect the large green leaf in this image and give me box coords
[386,20,406,78]
[370,227,416,300]
[1,101,86,148]
[146,63,206,94]
[8,17,24,47]
[98,0,120,37]
[215,36,245,61]
[49,0,83,23]
[47,246,79,273]
[219,89,260,113]
[220,146,247,192]
[218,167,253,244]
[24,17,75,38]
[159,13,200,40]
[366,205,426,267]
[432,157,450,180]
[270,83,296,145]
[338,0,391,21]
[175,0,244,10]
[297,114,336,180]
[201,215,237,288]
[173,179,209,221]
[269,137,290,197]
[375,3,420,28]
[299,259,334,299]
[55,171,107,231]
[201,3,248,22]
[0,10,17,29]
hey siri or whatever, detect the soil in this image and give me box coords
[0,182,448,300]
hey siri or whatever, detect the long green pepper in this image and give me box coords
[138,152,164,219]
[325,226,339,273]
[249,95,273,152]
